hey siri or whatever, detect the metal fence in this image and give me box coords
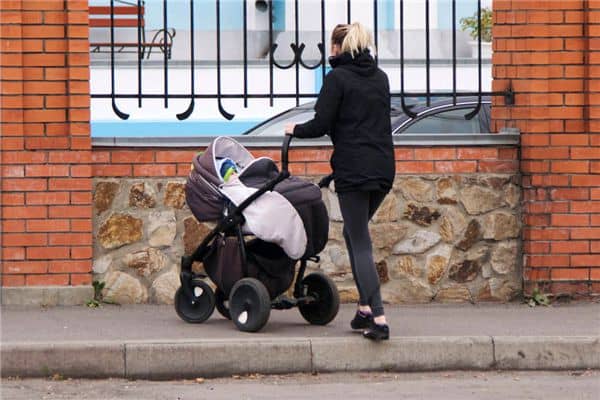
[90,0,514,121]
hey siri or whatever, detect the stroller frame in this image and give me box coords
[178,135,339,331]
[181,222,318,310]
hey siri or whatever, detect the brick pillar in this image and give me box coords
[1,0,93,301]
[493,0,599,296]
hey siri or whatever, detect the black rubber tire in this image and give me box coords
[174,280,215,324]
[298,272,340,325]
[214,288,231,320]
[228,278,271,332]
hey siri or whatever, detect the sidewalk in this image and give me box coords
[2,302,599,379]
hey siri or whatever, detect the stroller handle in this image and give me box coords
[282,133,293,174]
[283,134,332,188]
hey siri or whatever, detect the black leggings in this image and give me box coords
[338,190,388,318]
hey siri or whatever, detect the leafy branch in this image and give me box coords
[460,8,493,43]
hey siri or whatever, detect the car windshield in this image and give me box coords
[244,98,490,136]
[245,108,315,136]
[245,100,407,136]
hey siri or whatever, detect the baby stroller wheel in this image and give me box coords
[229,278,271,332]
[214,288,231,320]
[298,272,340,326]
[174,280,215,324]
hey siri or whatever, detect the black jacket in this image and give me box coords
[293,50,395,193]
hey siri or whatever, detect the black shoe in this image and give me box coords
[363,323,389,341]
[350,310,373,330]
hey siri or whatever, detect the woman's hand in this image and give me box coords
[284,123,296,136]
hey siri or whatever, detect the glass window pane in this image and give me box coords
[246,110,315,136]
[403,108,481,134]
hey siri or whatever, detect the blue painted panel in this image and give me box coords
[437,0,477,30]
[272,0,286,31]
[141,0,282,31]
[89,0,285,32]
[314,66,332,93]
[143,0,243,31]
[378,0,395,30]
[91,120,261,137]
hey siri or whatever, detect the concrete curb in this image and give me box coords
[494,336,600,370]
[2,336,599,379]
[1,286,93,307]
[311,336,495,372]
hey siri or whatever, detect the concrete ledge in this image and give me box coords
[494,336,600,370]
[92,132,520,148]
[2,336,598,379]
[311,336,494,372]
[0,286,93,307]
[125,339,312,379]
[1,342,124,379]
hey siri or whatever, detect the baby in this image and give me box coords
[216,157,239,182]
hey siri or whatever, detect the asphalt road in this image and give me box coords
[2,371,599,400]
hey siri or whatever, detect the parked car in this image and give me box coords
[242,97,492,136]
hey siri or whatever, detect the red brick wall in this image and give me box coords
[0,0,93,287]
[1,1,598,298]
[90,146,519,179]
[493,0,599,296]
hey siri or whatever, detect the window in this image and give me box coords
[244,108,315,136]
[398,103,491,134]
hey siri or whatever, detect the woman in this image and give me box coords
[285,22,395,341]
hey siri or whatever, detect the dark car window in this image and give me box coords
[401,107,487,134]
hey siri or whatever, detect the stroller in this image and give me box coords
[175,135,339,332]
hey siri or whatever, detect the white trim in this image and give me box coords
[92,130,520,148]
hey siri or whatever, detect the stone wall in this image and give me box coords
[93,174,521,304]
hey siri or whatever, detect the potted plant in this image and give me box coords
[460,8,492,59]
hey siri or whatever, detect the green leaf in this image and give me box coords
[92,280,106,301]
[85,299,101,308]
[459,8,493,42]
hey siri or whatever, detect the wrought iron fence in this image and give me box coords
[90,0,514,121]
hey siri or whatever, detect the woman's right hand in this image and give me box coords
[284,123,296,136]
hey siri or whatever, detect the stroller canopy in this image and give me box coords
[194,136,255,186]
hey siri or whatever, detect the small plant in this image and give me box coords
[85,280,106,308]
[460,8,493,43]
[528,286,550,307]
[41,365,50,376]
[50,373,66,381]
[85,299,101,308]
[93,280,105,299]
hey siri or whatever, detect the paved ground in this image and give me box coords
[2,371,599,400]
[2,302,599,379]
[2,302,599,343]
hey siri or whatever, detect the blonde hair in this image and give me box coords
[331,22,376,57]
